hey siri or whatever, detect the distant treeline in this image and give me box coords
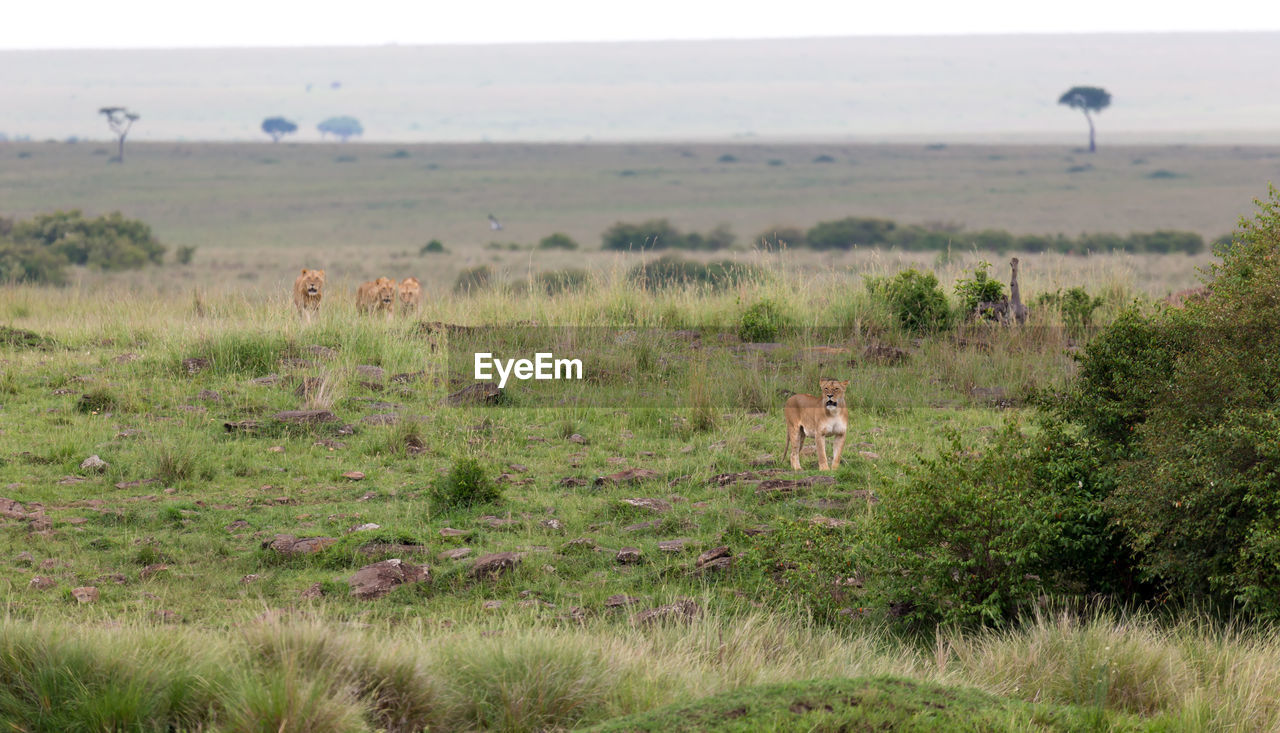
[602,216,1212,255]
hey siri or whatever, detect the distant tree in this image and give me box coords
[261,116,298,143]
[317,116,363,142]
[1057,86,1111,153]
[98,107,139,162]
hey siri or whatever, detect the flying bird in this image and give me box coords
[488,214,503,232]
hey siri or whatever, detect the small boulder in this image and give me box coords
[80,455,109,473]
[342,471,366,481]
[29,576,57,590]
[470,551,522,580]
[71,586,99,603]
[438,547,472,561]
[633,599,700,626]
[615,547,642,564]
[620,497,672,514]
[348,559,429,600]
[263,534,338,555]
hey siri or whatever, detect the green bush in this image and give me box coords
[738,299,791,342]
[537,233,579,250]
[174,245,196,265]
[532,268,591,296]
[420,239,447,255]
[0,210,166,283]
[601,219,683,251]
[431,458,501,509]
[953,262,1006,316]
[0,240,69,284]
[627,255,762,291]
[734,519,860,624]
[807,217,896,250]
[454,265,493,295]
[866,269,952,333]
[1059,287,1104,336]
[862,423,1132,628]
[756,226,807,250]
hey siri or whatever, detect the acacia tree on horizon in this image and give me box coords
[98,106,139,162]
[261,116,298,143]
[1057,86,1111,153]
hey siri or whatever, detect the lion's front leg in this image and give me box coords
[816,434,829,471]
[830,433,845,470]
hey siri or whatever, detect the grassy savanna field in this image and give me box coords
[2,142,1280,730]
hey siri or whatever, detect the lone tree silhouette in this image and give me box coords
[317,116,363,142]
[98,107,139,162]
[1057,86,1111,153]
[261,116,298,143]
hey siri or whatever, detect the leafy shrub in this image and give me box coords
[866,269,952,333]
[532,268,590,296]
[537,233,579,250]
[953,262,1006,316]
[0,240,69,284]
[1058,288,1104,335]
[807,217,896,250]
[862,424,1132,628]
[454,265,493,295]
[431,458,501,509]
[420,239,447,255]
[756,226,806,250]
[601,219,682,251]
[738,299,791,342]
[1125,230,1204,254]
[77,387,119,414]
[0,210,166,283]
[734,519,859,624]
[627,255,762,291]
[175,246,196,265]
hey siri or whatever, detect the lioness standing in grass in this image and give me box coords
[398,277,422,314]
[784,378,849,471]
[292,268,325,322]
[356,277,398,317]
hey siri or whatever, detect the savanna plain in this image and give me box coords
[3,140,1280,731]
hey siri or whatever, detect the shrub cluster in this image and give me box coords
[758,215,1207,254]
[0,210,167,284]
[865,269,952,334]
[602,219,735,251]
[627,255,762,290]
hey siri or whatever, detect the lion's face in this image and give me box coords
[818,379,849,410]
[399,277,421,305]
[298,269,325,297]
[374,278,396,307]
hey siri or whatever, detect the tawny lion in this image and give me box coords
[292,269,325,322]
[784,378,849,471]
[398,277,422,314]
[356,277,397,317]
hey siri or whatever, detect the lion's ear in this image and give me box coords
[841,380,850,388]
[301,269,308,274]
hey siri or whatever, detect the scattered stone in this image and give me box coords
[294,376,325,399]
[658,538,691,553]
[114,352,140,364]
[633,599,700,626]
[445,382,502,406]
[616,547,642,564]
[710,469,786,487]
[539,518,564,531]
[755,476,836,495]
[1,497,30,520]
[314,439,345,450]
[507,463,529,473]
[694,545,733,573]
[14,551,34,566]
[354,365,385,380]
[139,563,168,580]
[623,520,661,533]
[439,527,468,537]
[38,558,61,570]
[561,537,597,552]
[96,573,127,585]
[357,543,428,558]
[478,516,519,529]
[742,524,774,536]
[438,547,472,561]
[268,446,285,453]
[115,478,158,490]
[181,357,210,375]
[272,409,338,424]
[306,345,338,360]
[559,477,589,488]
[390,371,426,384]
[348,559,429,600]
[226,519,250,531]
[240,574,259,584]
[361,413,400,426]
[263,535,338,555]
[223,420,259,434]
[57,475,86,485]
[342,471,366,481]
[482,600,503,611]
[605,594,642,607]
[620,497,672,513]
[357,491,377,501]
[80,455,109,473]
[349,523,380,533]
[595,468,660,487]
[358,381,384,392]
[300,582,325,599]
[153,609,180,623]
[810,515,854,528]
[567,433,585,444]
[249,374,283,386]
[470,551,522,580]
[29,576,56,590]
[862,343,911,365]
[858,451,881,460]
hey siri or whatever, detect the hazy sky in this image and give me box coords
[4,0,1279,49]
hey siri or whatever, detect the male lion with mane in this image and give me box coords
[398,277,422,314]
[783,378,849,471]
[292,269,325,322]
[356,277,398,317]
